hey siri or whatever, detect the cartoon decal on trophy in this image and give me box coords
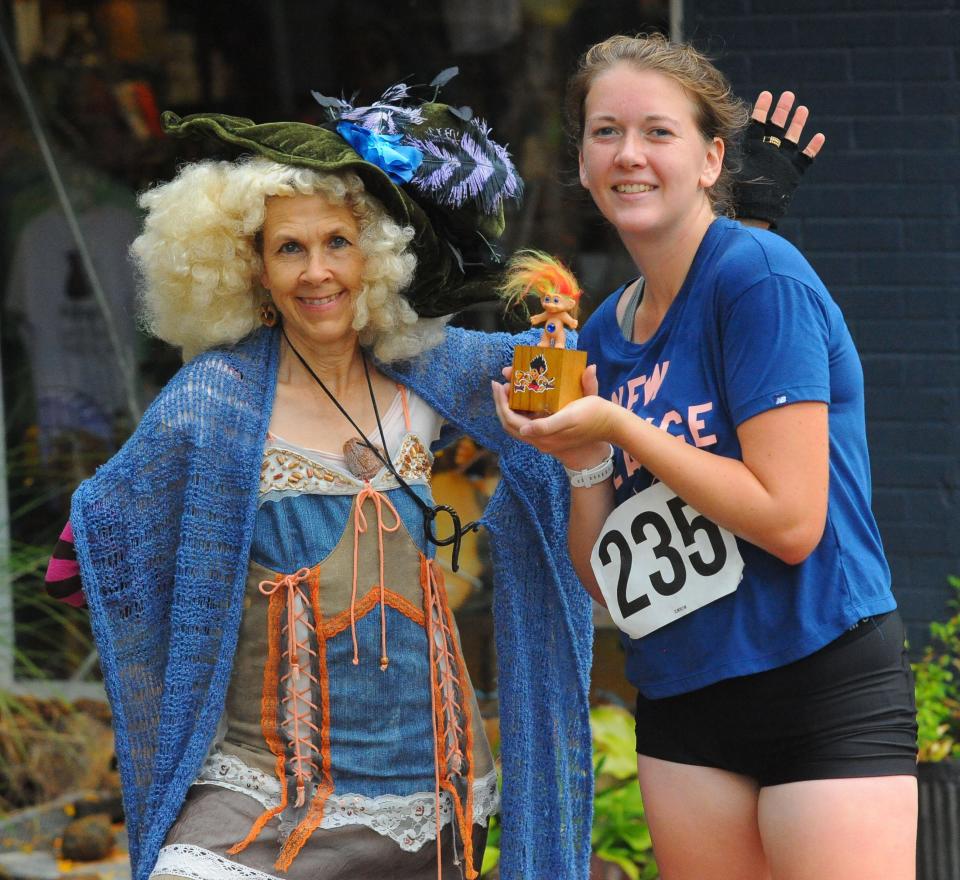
[502,250,588,414]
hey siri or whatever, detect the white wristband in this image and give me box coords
[563,445,615,488]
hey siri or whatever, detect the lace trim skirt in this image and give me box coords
[151,784,488,880]
[194,749,499,850]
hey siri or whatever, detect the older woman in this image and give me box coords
[53,90,593,880]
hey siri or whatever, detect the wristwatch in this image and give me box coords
[563,445,615,488]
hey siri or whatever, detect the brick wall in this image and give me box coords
[684,0,960,649]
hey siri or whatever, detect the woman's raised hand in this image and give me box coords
[751,90,825,159]
[732,90,826,227]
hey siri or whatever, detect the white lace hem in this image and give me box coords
[151,844,279,880]
[193,749,499,852]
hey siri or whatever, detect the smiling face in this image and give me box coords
[578,64,723,245]
[260,193,365,356]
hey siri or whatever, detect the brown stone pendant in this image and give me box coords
[343,437,386,481]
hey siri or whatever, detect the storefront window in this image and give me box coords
[1,0,668,690]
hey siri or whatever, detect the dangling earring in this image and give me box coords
[259,298,278,327]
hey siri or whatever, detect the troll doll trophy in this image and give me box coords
[505,251,588,414]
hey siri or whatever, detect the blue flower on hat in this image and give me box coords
[336,121,423,184]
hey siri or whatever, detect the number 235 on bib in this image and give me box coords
[590,482,744,640]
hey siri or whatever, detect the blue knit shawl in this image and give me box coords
[71,325,593,880]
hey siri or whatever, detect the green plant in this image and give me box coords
[3,425,100,680]
[6,540,95,678]
[590,704,658,880]
[913,576,960,762]
[479,810,501,877]
[479,704,658,879]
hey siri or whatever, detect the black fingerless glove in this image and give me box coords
[732,118,814,228]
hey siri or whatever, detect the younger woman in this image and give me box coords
[494,34,918,880]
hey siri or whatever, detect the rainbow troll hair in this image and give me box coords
[499,249,582,315]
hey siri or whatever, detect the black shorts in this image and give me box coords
[634,611,918,786]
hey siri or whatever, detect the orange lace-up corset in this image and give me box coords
[216,392,493,878]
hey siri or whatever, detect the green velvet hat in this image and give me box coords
[160,79,522,319]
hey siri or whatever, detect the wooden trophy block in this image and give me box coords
[509,345,587,415]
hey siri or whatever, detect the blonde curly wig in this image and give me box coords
[131,157,448,362]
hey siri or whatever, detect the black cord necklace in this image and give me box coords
[280,327,480,571]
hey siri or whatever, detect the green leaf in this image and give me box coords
[594,849,642,880]
[913,575,960,762]
[619,824,653,851]
[480,843,500,876]
[591,705,639,780]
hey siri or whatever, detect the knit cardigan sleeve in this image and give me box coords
[70,331,279,880]
[383,325,595,880]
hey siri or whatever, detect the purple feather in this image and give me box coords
[416,140,461,191]
[492,141,522,201]
[408,122,522,213]
[341,102,424,134]
[325,82,424,134]
[315,77,522,213]
[450,133,494,206]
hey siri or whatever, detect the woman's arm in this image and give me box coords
[566,475,616,602]
[608,399,829,564]
[492,377,829,569]
[44,522,86,608]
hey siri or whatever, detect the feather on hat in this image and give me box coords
[160,71,522,319]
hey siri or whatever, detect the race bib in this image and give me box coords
[590,481,744,639]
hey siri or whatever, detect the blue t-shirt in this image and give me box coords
[578,217,894,698]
